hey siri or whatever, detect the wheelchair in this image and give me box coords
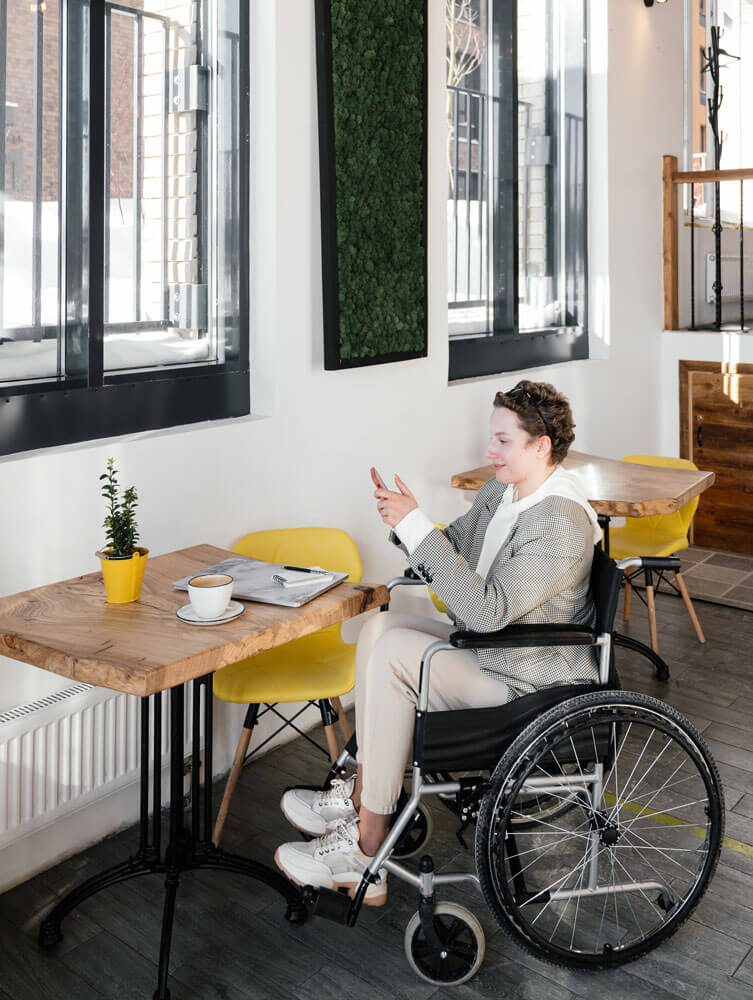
[301,547,725,987]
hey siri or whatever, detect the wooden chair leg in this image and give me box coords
[324,722,340,763]
[623,575,632,621]
[212,724,254,847]
[675,572,706,644]
[646,585,659,654]
[331,695,352,743]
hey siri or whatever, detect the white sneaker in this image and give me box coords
[280,776,358,835]
[274,818,387,906]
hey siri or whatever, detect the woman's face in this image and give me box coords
[485,406,550,485]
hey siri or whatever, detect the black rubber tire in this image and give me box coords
[474,690,724,969]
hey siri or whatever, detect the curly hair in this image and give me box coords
[493,380,576,465]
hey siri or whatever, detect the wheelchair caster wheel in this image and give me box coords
[404,902,485,986]
[393,803,433,859]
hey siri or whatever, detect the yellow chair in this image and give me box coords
[429,522,448,614]
[608,456,705,655]
[211,527,360,846]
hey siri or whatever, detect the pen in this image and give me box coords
[281,564,329,574]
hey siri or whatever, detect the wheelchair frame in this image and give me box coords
[347,555,677,919]
[309,553,671,928]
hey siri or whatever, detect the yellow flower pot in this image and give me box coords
[97,547,149,604]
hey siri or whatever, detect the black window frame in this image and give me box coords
[448,0,589,382]
[0,0,250,458]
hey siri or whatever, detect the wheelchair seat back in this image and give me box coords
[591,543,624,635]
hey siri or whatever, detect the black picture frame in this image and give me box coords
[314,0,429,371]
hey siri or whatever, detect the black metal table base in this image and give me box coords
[613,631,670,681]
[38,675,304,1000]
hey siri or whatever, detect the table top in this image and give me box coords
[0,544,389,698]
[450,451,715,518]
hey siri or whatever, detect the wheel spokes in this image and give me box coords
[488,705,718,959]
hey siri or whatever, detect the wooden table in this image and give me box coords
[451,450,715,519]
[450,452,715,682]
[0,544,389,1000]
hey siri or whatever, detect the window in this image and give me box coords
[700,125,706,153]
[446,0,588,381]
[700,47,707,104]
[0,0,249,457]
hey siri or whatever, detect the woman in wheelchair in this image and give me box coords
[274,381,724,985]
[277,382,601,890]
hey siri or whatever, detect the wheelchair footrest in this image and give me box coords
[307,885,353,925]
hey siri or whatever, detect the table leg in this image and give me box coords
[38,675,306,996]
[39,694,164,948]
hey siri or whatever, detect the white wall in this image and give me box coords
[0,0,688,886]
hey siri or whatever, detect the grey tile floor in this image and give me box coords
[680,546,753,611]
[1,590,753,999]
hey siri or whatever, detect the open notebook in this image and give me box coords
[173,556,348,608]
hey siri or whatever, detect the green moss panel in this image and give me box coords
[330,0,426,361]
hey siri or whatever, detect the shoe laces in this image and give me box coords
[315,819,359,857]
[316,776,354,809]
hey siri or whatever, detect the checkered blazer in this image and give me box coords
[391,476,598,695]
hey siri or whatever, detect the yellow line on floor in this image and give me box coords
[603,792,753,859]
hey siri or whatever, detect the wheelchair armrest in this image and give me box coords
[617,556,681,573]
[386,568,426,593]
[449,623,599,650]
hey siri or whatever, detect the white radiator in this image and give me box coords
[0,682,194,849]
[705,254,753,303]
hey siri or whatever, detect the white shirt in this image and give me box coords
[394,466,601,577]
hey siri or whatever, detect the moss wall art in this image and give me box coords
[315,0,427,369]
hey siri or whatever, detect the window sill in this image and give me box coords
[448,326,588,381]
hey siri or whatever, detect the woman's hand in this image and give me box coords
[370,469,418,528]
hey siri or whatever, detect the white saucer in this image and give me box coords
[176,600,245,626]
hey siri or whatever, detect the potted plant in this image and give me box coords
[96,458,148,603]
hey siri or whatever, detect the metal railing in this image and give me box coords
[663,154,753,331]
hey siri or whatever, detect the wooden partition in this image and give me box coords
[680,360,753,554]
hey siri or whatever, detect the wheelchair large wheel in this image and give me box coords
[475,690,724,969]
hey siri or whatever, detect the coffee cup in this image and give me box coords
[187,574,234,619]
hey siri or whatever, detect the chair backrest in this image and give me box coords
[232,527,362,583]
[621,454,699,540]
[591,544,623,636]
[429,522,448,614]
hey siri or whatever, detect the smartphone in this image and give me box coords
[371,466,388,490]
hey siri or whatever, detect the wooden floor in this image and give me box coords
[2,591,753,999]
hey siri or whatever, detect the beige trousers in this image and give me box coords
[354,611,515,814]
